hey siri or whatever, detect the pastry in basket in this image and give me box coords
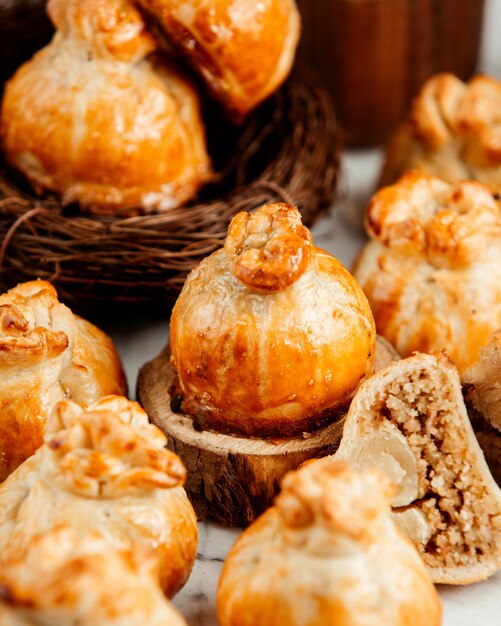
[380,73,501,191]
[462,329,501,484]
[334,352,501,584]
[0,528,186,626]
[137,0,300,119]
[170,202,376,437]
[217,460,441,626]
[0,0,211,216]
[0,395,197,598]
[353,172,501,371]
[0,280,126,482]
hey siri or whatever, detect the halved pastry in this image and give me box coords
[217,460,441,626]
[0,0,211,215]
[170,202,376,437]
[380,73,501,191]
[334,352,501,584]
[0,528,186,626]
[0,280,126,482]
[353,172,501,371]
[0,396,197,597]
[137,0,301,119]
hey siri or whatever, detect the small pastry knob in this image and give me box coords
[224,203,313,292]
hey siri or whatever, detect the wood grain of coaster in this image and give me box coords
[138,335,399,527]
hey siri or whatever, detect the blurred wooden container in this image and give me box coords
[297,0,485,146]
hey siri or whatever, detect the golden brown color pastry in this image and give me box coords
[137,0,300,119]
[353,172,501,371]
[0,0,211,215]
[380,73,501,190]
[0,395,197,598]
[0,528,187,626]
[334,352,501,584]
[462,328,501,432]
[0,280,126,482]
[462,329,501,485]
[170,202,376,437]
[217,460,441,626]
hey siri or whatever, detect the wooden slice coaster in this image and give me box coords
[137,335,399,527]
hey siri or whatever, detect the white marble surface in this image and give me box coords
[109,1,501,623]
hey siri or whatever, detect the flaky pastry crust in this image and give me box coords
[0,396,197,598]
[136,0,300,119]
[0,528,186,626]
[0,0,211,215]
[0,280,126,482]
[217,461,441,626]
[170,202,376,437]
[335,352,501,584]
[380,73,501,191]
[354,172,501,370]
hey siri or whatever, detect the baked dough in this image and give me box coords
[380,73,501,191]
[217,460,441,626]
[0,528,187,626]
[137,0,300,119]
[0,395,198,598]
[334,352,501,584]
[170,202,376,437]
[0,0,211,215]
[0,280,126,482]
[462,329,501,485]
[353,172,501,371]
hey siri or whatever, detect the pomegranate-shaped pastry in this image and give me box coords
[354,172,501,371]
[0,396,198,598]
[136,0,301,119]
[217,461,442,626]
[0,0,211,215]
[170,202,376,437]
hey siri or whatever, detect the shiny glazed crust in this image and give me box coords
[0,280,126,482]
[380,73,501,191]
[0,0,211,215]
[0,528,187,626]
[136,0,300,119]
[0,396,198,598]
[217,461,441,626]
[170,203,376,437]
[354,172,501,371]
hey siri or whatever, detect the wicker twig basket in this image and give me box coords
[0,67,341,313]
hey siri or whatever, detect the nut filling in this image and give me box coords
[362,367,501,570]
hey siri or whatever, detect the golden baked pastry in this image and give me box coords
[353,172,501,371]
[137,0,300,119]
[462,329,501,485]
[170,202,376,437]
[380,73,501,191]
[217,460,441,626]
[463,328,501,432]
[334,352,501,584]
[0,528,187,626]
[0,0,211,215]
[0,280,126,482]
[0,395,197,598]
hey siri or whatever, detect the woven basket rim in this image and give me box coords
[0,69,342,314]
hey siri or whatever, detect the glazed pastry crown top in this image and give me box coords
[43,395,186,497]
[0,282,73,363]
[366,172,501,268]
[224,203,313,292]
[276,460,394,553]
[411,73,501,164]
[47,0,157,61]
